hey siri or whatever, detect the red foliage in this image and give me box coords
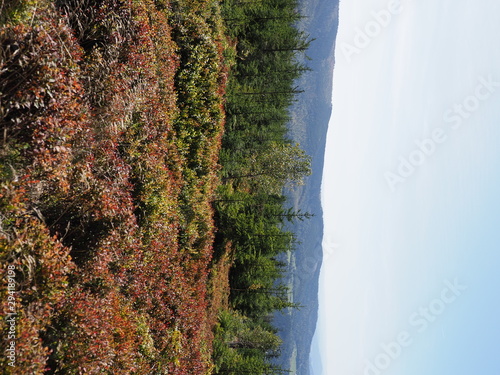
[0,0,229,373]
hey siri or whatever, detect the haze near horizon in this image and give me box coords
[314,1,500,374]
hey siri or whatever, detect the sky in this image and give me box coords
[313,1,500,374]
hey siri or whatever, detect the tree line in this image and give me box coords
[213,0,312,373]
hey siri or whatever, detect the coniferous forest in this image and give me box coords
[0,0,311,374]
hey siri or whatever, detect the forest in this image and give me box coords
[0,0,311,374]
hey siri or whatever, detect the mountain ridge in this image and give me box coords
[273,0,340,374]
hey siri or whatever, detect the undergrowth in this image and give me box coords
[0,0,230,373]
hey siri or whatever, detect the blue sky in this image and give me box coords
[313,1,500,374]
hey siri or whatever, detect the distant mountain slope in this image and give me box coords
[273,0,339,374]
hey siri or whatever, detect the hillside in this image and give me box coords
[272,0,340,373]
[0,0,315,374]
[0,1,229,373]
